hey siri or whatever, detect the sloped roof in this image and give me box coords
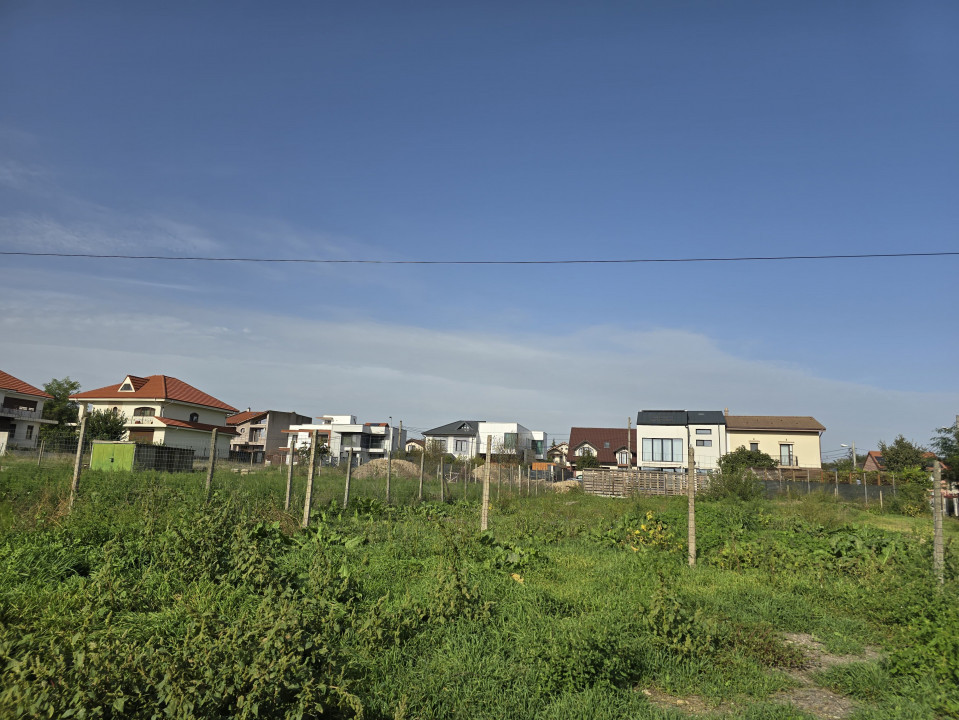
[423,420,483,437]
[725,415,825,432]
[864,450,948,471]
[568,427,637,465]
[71,375,237,412]
[155,417,238,435]
[226,410,267,426]
[636,410,726,426]
[0,371,53,398]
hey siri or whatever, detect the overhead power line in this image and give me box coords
[2,250,958,265]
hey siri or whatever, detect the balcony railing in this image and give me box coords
[0,407,41,420]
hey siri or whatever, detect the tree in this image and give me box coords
[576,449,599,469]
[40,377,81,438]
[85,409,126,441]
[930,421,959,481]
[718,446,778,474]
[877,435,926,472]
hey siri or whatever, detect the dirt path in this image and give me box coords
[641,632,882,719]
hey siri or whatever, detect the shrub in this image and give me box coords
[702,470,765,502]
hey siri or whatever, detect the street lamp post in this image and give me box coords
[840,442,856,471]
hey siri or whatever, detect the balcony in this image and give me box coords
[0,406,41,420]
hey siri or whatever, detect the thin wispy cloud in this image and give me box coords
[2,288,954,449]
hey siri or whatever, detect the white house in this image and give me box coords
[423,420,547,462]
[635,410,727,472]
[0,370,58,450]
[71,374,237,455]
[284,415,406,466]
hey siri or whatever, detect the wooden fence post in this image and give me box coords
[687,444,696,567]
[284,444,295,511]
[481,436,492,532]
[37,438,45,467]
[205,428,219,499]
[68,417,87,512]
[343,448,353,510]
[418,449,425,502]
[933,461,944,586]
[438,460,444,502]
[301,429,318,529]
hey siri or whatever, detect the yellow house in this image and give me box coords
[724,415,825,468]
[71,374,237,455]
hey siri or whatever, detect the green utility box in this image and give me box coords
[91,441,195,472]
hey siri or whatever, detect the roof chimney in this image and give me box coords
[724,408,729,415]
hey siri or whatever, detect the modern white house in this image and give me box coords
[0,370,58,450]
[634,410,728,472]
[70,374,238,455]
[284,415,406,466]
[422,420,547,462]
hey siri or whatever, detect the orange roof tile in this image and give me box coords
[71,374,237,412]
[155,417,238,435]
[226,410,267,426]
[0,371,53,399]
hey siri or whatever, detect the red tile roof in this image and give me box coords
[226,410,267,426]
[71,375,237,412]
[0,371,53,399]
[568,427,637,466]
[155,417,238,435]
[864,450,948,472]
[725,415,825,432]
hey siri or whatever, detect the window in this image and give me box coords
[695,439,712,447]
[531,439,544,455]
[455,439,470,452]
[695,429,711,435]
[504,432,517,450]
[750,443,759,452]
[119,382,134,392]
[617,450,630,465]
[133,407,155,417]
[250,428,264,442]
[780,444,794,466]
[642,438,683,463]
[189,412,199,423]
[603,441,610,449]
[25,425,34,440]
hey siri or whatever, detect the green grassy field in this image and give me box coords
[0,459,957,719]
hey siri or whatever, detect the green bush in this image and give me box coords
[702,470,766,502]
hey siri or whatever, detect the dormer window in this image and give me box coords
[120,382,134,392]
[189,412,199,423]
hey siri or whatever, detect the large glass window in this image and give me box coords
[780,444,794,466]
[504,433,517,450]
[642,438,684,462]
[133,407,155,417]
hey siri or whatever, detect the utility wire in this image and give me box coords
[2,250,959,264]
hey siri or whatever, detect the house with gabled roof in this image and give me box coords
[423,420,483,458]
[568,428,636,469]
[71,374,238,455]
[725,414,825,468]
[0,370,58,450]
[861,450,946,473]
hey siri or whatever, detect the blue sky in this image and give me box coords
[2,1,957,454]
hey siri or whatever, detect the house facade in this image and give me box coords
[725,415,825,468]
[547,441,570,467]
[422,420,548,462]
[635,410,728,472]
[0,371,57,450]
[284,415,406,466]
[227,410,312,463]
[71,374,237,455]
[569,428,636,469]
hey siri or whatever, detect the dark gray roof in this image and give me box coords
[636,410,726,426]
[423,420,483,437]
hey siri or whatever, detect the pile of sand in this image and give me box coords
[351,458,420,479]
[551,480,580,493]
